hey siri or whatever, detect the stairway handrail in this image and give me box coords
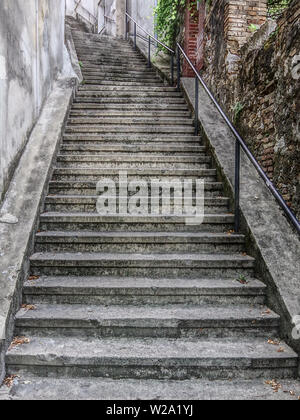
[176,43,300,235]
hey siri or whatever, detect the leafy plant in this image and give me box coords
[154,0,186,51]
[267,0,291,17]
[233,102,245,124]
[249,23,259,32]
[154,0,214,51]
[236,274,248,285]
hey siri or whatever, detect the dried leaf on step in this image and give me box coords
[262,309,271,316]
[277,347,285,353]
[265,379,282,393]
[3,375,19,388]
[21,304,36,311]
[267,339,280,346]
[289,391,295,396]
[9,336,30,351]
[28,275,40,281]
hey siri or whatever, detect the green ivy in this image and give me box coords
[267,0,291,17]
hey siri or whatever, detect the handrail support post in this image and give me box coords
[234,140,241,233]
[148,36,151,68]
[171,54,174,86]
[176,46,181,92]
[195,77,199,135]
[134,22,137,50]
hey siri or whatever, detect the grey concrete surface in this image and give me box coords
[0,79,75,382]
[181,77,300,359]
[5,335,298,379]
[2,376,300,400]
[0,0,66,202]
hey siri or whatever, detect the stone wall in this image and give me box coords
[184,0,300,219]
[0,0,66,203]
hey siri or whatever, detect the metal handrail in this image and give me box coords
[125,12,175,83]
[104,15,115,22]
[176,43,300,235]
[74,0,82,13]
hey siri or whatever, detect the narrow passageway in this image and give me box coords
[3,20,299,399]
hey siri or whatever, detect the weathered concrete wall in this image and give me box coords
[187,0,300,219]
[236,6,300,215]
[66,0,97,19]
[0,0,65,203]
[128,0,156,36]
[127,0,156,54]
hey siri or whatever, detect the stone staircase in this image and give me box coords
[4,28,299,399]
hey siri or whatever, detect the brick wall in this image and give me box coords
[183,0,199,76]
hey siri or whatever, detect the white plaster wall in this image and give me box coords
[128,0,156,36]
[127,0,156,55]
[0,0,66,201]
[66,0,98,22]
[97,0,125,37]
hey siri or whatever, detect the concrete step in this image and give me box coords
[81,79,166,86]
[55,154,210,169]
[78,86,179,93]
[44,194,226,212]
[76,91,183,99]
[48,180,224,196]
[78,53,144,59]
[29,251,254,277]
[14,303,279,339]
[78,51,149,57]
[81,79,165,86]
[71,103,189,111]
[55,163,210,170]
[65,125,195,134]
[6,336,298,379]
[67,117,193,126]
[74,43,137,50]
[59,144,203,154]
[38,212,232,233]
[73,97,187,105]
[22,276,266,305]
[81,59,148,66]
[77,52,141,58]
[34,231,242,253]
[81,70,158,78]
[82,76,161,83]
[79,79,164,86]
[56,154,208,162]
[69,109,192,117]
[62,134,200,144]
[78,52,144,57]
[5,376,300,400]
[81,63,157,71]
[82,80,167,87]
[51,167,215,179]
